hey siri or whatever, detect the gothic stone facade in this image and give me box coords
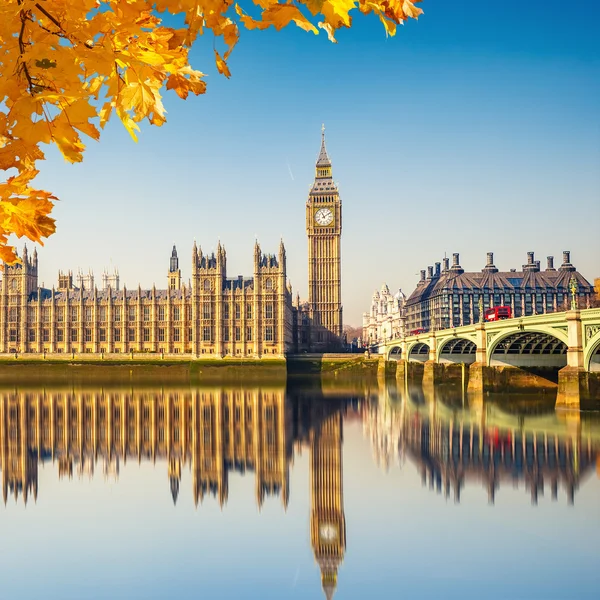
[405,250,594,333]
[0,131,344,357]
[0,242,293,357]
[294,127,343,353]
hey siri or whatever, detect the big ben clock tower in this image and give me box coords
[306,125,343,351]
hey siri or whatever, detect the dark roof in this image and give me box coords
[406,268,593,306]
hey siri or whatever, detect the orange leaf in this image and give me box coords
[214,50,231,78]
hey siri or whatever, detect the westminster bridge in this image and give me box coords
[375,308,600,407]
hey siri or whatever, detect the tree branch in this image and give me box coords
[18,7,36,93]
[34,2,64,31]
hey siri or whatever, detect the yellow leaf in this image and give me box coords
[116,108,141,142]
[99,102,114,129]
[321,0,356,28]
[402,0,424,19]
[214,50,231,78]
[0,245,18,265]
[318,21,338,43]
[166,72,207,99]
[0,140,45,171]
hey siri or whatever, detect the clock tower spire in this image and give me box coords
[306,125,343,351]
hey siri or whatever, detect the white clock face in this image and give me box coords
[319,523,338,542]
[314,208,334,226]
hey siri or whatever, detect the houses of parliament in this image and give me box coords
[0,128,343,356]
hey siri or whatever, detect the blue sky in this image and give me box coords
[18,0,600,324]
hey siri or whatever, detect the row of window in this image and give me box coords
[10,303,278,322]
[15,325,277,343]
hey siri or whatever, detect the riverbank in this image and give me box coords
[0,357,287,385]
[0,353,380,384]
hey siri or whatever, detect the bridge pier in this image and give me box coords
[395,359,424,384]
[467,362,493,395]
[377,358,397,382]
[556,368,589,408]
[423,361,467,387]
[556,311,587,409]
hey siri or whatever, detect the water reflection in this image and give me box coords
[1,382,599,599]
[364,384,600,506]
[0,385,351,599]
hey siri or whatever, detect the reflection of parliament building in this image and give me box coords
[0,129,344,356]
[0,387,347,599]
[363,393,600,505]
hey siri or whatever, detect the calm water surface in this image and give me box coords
[1,380,598,599]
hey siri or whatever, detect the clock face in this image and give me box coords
[319,523,338,543]
[314,208,334,226]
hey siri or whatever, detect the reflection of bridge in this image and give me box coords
[363,385,600,505]
[377,309,600,406]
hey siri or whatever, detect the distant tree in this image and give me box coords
[0,0,424,262]
[343,324,363,342]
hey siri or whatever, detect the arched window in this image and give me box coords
[203,279,210,291]
[265,278,273,290]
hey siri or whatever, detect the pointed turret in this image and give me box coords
[169,244,179,273]
[192,240,198,273]
[316,123,331,168]
[254,239,261,271]
[168,244,182,290]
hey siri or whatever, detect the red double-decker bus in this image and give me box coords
[484,306,512,322]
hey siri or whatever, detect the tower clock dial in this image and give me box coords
[319,523,338,542]
[314,208,333,226]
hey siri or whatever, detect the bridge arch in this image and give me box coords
[487,328,568,368]
[407,342,429,363]
[386,345,403,361]
[437,337,477,364]
[584,330,600,372]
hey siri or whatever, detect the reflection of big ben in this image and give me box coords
[310,405,346,599]
[306,125,343,351]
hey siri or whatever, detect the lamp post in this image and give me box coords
[478,297,484,324]
[569,275,578,311]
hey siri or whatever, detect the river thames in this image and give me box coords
[1,380,598,599]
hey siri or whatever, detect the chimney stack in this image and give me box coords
[442,257,450,272]
[427,266,433,279]
[420,270,426,282]
[546,256,555,271]
[434,262,441,277]
[450,253,464,274]
[559,250,575,271]
[483,251,498,273]
[523,251,540,272]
